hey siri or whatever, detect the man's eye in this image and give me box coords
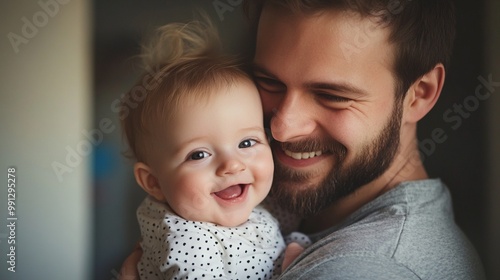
[238,139,257,148]
[316,93,350,103]
[255,77,286,93]
[189,151,210,160]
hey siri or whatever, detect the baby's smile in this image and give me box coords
[212,183,250,202]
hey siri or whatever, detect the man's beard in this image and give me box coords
[268,102,403,217]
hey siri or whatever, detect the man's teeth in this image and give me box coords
[284,149,323,160]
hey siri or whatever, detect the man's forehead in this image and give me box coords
[257,8,390,50]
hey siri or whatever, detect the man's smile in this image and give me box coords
[283,148,323,160]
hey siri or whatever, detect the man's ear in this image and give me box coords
[403,63,445,123]
[134,162,166,202]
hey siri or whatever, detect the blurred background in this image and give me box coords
[0,0,499,279]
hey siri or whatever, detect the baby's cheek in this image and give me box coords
[177,190,211,220]
[169,172,211,219]
[255,150,274,184]
[190,192,210,210]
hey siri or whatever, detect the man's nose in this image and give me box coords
[270,90,316,142]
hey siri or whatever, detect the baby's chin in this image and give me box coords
[212,209,255,227]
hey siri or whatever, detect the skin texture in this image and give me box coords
[134,78,274,227]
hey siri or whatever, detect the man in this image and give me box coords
[122,0,485,278]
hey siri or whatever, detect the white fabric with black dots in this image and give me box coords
[137,196,287,280]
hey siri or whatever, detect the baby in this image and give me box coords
[119,17,307,280]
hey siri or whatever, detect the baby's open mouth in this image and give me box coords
[214,184,247,200]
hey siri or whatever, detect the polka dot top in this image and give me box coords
[137,196,287,280]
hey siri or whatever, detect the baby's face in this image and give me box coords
[152,79,274,227]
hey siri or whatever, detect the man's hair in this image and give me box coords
[244,0,456,98]
[120,17,250,162]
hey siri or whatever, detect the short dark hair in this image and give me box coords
[244,0,456,98]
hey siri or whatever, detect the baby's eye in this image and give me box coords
[238,139,257,149]
[189,151,210,160]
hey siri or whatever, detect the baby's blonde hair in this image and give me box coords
[120,16,251,163]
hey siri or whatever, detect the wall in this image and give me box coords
[485,0,500,278]
[0,0,92,279]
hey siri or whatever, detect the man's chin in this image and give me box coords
[269,178,335,217]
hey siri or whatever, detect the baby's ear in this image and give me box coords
[134,162,165,202]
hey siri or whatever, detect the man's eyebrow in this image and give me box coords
[251,64,280,80]
[304,81,368,96]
